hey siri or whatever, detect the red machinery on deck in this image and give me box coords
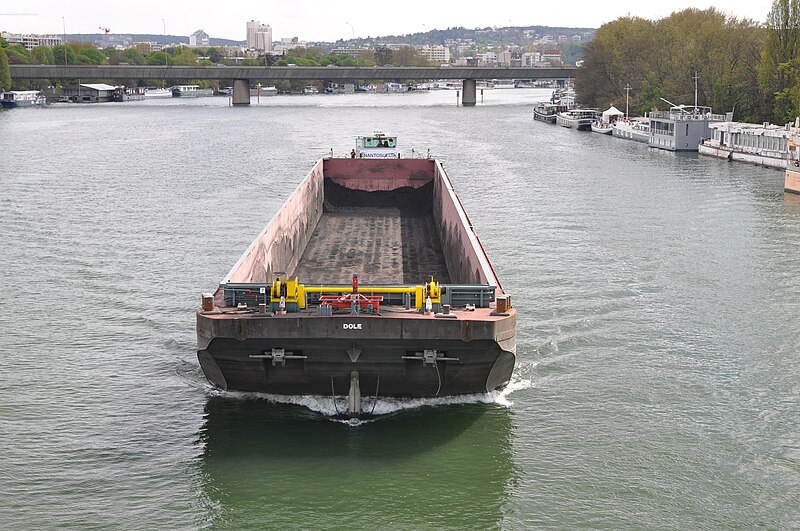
[319,274,383,314]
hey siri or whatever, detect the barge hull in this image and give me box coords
[199,337,514,397]
[197,309,516,397]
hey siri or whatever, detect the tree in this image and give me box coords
[5,44,30,64]
[31,46,54,65]
[145,51,169,66]
[374,47,392,65]
[0,46,11,90]
[576,9,766,120]
[759,0,800,122]
[75,47,105,65]
[122,48,145,65]
[205,47,222,63]
[52,45,77,65]
[172,46,198,66]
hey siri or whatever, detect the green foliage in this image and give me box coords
[172,47,198,66]
[760,0,800,122]
[122,48,145,65]
[0,46,11,90]
[145,51,170,66]
[31,46,54,65]
[5,44,30,64]
[204,47,222,63]
[637,71,666,114]
[75,47,105,65]
[0,35,8,48]
[576,8,766,121]
[52,45,77,65]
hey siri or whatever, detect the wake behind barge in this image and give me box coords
[197,142,515,415]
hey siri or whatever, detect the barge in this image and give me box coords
[196,135,516,416]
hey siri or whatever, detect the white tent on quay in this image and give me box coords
[602,106,625,120]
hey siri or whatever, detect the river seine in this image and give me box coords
[1,89,798,529]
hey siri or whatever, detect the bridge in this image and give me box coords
[9,65,578,106]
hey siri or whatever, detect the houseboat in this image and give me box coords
[699,121,795,169]
[649,105,729,151]
[196,135,516,417]
[533,102,568,124]
[172,85,214,97]
[612,118,650,143]
[556,108,597,130]
[111,86,146,102]
[0,90,46,108]
[64,83,116,103]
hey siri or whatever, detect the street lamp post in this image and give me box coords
[61,16,66,66]
[162,18,168,67]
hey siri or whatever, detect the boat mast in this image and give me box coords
[693,71,699,109]
[625,83,631,118]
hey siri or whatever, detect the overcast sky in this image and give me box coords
[1,0,775,42]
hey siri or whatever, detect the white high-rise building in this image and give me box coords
[246,20,272,51]
[1,31,62,50]
[189,29,209,47]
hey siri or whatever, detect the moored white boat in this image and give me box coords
[145,87,173,98]
[612,118,651,143]
[591,121,613,134]
[1,90,46,108]
[172,85,214,98]
[556,109,597,131]
[592,106,624,134]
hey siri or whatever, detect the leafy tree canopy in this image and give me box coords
[576,8,765,122]
[0,47,11,89]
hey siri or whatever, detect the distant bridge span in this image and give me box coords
[9,65,578,106]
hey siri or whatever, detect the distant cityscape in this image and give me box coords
[1,20,595,67]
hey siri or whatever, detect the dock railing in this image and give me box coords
[650,110,727,121]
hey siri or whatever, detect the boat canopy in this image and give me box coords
[602,106,624,119]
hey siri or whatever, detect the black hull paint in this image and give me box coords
[198,338,514,397]
[197,309,516,397]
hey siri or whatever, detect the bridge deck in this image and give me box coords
[9,64,577,82]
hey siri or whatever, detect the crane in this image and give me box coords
[98,26,111,47]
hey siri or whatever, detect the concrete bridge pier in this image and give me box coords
[462,79,477,107]
[232,79,251,105]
